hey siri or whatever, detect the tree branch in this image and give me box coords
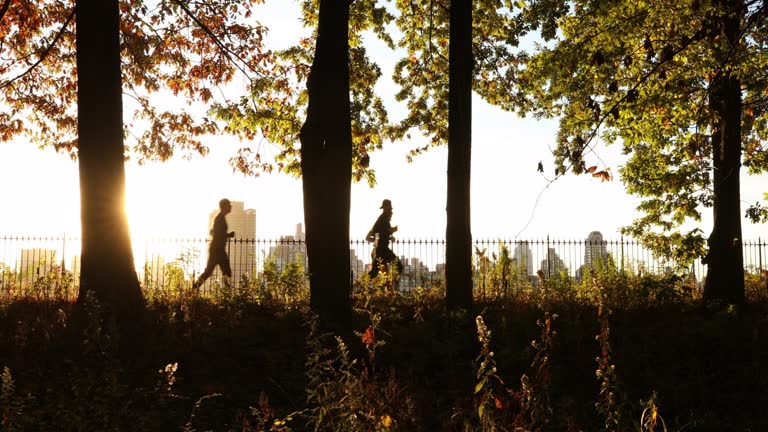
[0,8,75,91]
[169,0,261,82]
[0,0,11,26]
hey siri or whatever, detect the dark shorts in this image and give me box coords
[369,247,403,277]
[205,249,231,276]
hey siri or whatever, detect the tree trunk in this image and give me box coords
[445,0,473,310]
[703,73,745,304]
[76,0,144,316]
[300,0,353,322]
[703,4,745,304]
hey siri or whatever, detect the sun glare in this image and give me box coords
[125,167,214,241]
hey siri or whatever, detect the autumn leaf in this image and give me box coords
[361,326,375,346]
[592,168,613,182]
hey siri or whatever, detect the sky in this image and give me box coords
[1,2,767,244]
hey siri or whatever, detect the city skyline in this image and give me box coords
[3,228,766,293]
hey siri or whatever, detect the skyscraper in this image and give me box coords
[513,240,534,277]
[349,247,365,279]
[584,231,607,269]
[267,223,307,273]
[540,247,567,277]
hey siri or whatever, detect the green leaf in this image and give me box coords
[514,0,768,273]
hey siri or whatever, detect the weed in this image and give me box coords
[240,391,291,431]
[745,269,768,302]
[639,391,667,432]
[468,312,558,432]
[0,276,766,430]
[1,366,25,432]
[298,313,415,431]
[472,315,505,431]
[184,392,223,432]
[595,305,624,431]
[516,312,556,430]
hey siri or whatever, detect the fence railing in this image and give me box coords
[1,235,765,298]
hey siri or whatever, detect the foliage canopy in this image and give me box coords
[511,0,768,265]
[1,0,269,162]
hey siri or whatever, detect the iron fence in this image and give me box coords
[0,234,765,298]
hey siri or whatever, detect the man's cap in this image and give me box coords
[219,198,232,208]
[380,199,392,209]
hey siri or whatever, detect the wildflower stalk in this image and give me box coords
[515,312,556,430]
[474,315,503,431]
[595,304,622,431]
[1,366,21,432]
[640,391,667,432]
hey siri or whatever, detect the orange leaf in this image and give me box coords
[586,165,597,173]
[494,396,503,410]
[362,327,375,346]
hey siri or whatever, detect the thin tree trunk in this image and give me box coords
[76,0,143,316]
[300,0,353,322]
[445,0,473,310]
[703,3,745,304]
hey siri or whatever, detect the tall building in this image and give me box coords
[513,241,534,277]
[584,231,608,269]
[293,223,305,241]
[399,256,431,291]
[267,223,308,274]
[207,201,257,286]
[350,247,366,279]
[539,247,567,277]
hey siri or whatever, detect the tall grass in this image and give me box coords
[0,263,766,431]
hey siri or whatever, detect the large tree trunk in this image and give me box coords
[703,4,745,304]
[299,0,352,322]
[703,73,745,304]
[445,0,473,310]
[76,0,143,316]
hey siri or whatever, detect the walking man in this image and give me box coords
[193,198,235,290]
[366,199,403,287]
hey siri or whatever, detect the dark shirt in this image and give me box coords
[371,212,393,250]
[209,212,229,250]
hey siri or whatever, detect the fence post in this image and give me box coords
[759,237,763,272]
[620,234,625,275]
[144,239,149,290]
[546,235,551,278]
[61,234,66,278]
